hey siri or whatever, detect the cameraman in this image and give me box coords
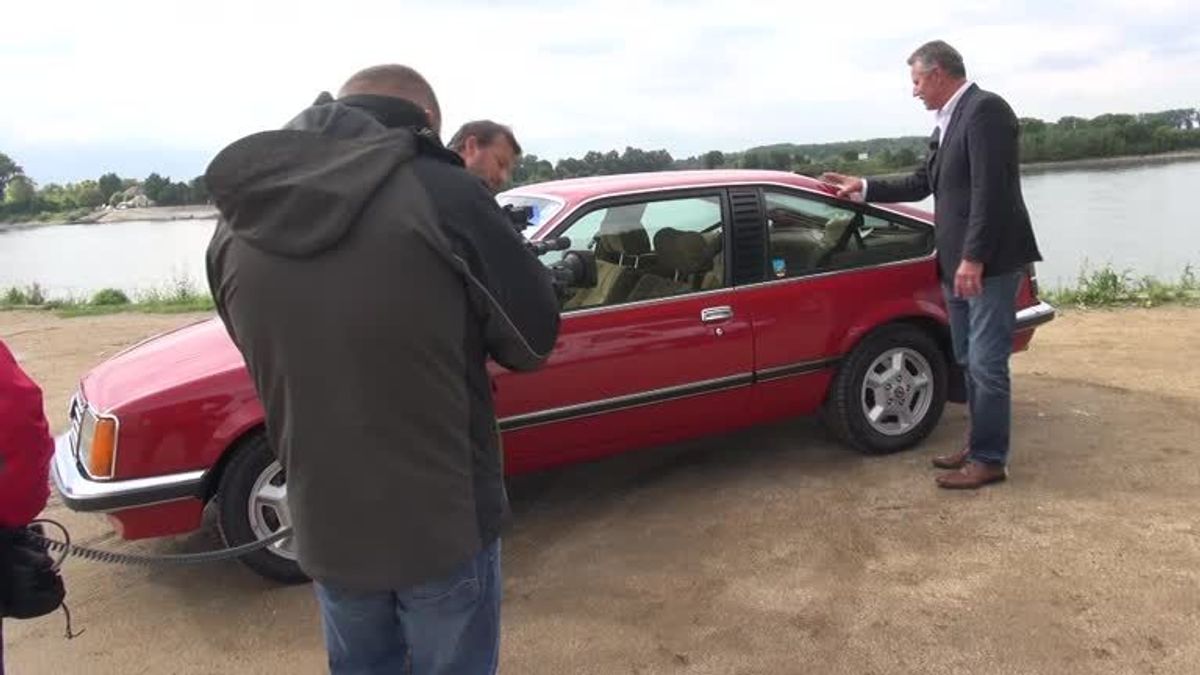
[206,64,560,674]
[448,120,521,194]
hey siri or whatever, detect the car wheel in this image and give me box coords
[823,324,948,454]
[216,432,309,584]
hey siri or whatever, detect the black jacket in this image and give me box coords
[205,97,560,590]
[866,84,1042,280]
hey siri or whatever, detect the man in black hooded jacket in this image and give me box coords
[205,64,560,675]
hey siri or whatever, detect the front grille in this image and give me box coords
[67,392,84,457]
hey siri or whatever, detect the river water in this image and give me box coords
[2,160,1197,298]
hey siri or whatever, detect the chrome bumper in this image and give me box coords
[1015,301,1056,331]
[52,433,206,513]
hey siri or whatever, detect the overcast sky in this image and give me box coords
[2,0,1197,183]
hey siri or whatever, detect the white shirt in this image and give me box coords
[935,80,974,145]
[861,80,974,199]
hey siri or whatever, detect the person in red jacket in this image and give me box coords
[0,338,55,673]
[0,339,53,527]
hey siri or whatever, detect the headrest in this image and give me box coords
[594,204,652,258]
[654,228,711,274]
[596,229,651,255]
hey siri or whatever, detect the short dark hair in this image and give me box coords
[908,40,967,79]
[338,64,442,131]
[447,120,522,156]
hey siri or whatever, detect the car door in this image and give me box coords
[490,189,755,474]
[731,186,938,424]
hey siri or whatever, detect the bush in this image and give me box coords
[0,283,47,306]
[3,287,24,305]
[91,288,130,306]
[1043,263,1199,308]
[169,277,202,304]
[23,283,45,305]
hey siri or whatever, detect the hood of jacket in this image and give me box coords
[204,95,458,258]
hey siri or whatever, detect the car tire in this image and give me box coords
[823,323,948,454]
[216,432,309,584]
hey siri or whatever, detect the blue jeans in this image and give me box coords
[314,539,501,675]
[945,270,1022,467]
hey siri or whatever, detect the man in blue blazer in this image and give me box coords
[822,40,1042,489]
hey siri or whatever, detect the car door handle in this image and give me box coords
[700,306,734,323]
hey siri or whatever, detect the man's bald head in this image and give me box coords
[338,65,442,133]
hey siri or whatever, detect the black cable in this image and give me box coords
[27,519,294,566]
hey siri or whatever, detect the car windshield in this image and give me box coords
[495,194,564,237]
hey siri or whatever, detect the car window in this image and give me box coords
[764,190,931,279]
[838,213,934,268]
[554,194,724,310]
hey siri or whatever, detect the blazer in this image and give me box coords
[867,84,1042,280]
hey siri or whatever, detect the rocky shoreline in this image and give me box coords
[0,204,218,232]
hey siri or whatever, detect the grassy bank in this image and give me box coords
[0,207,93,227]
[1,279,214,317]
[2,263,1196,318]
[1042,264,1198,308]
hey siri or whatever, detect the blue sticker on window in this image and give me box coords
[772,258,787,278]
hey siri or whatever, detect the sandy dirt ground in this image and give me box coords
[2,307,1198,674]
[86,205,218,224]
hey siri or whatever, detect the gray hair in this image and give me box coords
[908,40,967,79]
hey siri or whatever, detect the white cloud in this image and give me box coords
[2,0,1197,181]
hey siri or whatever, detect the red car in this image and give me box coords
[52,170,1055,582]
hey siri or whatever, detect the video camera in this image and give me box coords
[502,204,597,298]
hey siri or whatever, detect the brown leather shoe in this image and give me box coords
[936,461,1007,490]
[931,445,970,470]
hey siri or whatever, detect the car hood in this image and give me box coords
[82,317,246,413]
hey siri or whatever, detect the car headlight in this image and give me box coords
[72,395,119,480]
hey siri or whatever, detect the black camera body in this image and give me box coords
[502,205,597,298]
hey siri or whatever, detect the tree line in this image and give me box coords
[4,107,1198,220]
[513,107,1200,184]
[0,153,209,221]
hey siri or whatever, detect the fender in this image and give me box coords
[834,294,948,357]
[203,393,266,469]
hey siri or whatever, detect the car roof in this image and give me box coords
[501,169,933,223]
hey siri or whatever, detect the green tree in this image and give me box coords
[98,172,123,201]
[142,173,170,203]
[0,152,23,197]
[512,155,554,185]
[554,156,586,178]
[39,183,74,210]
[1019,117,1047,134]
[740,151,765,169]
[1092,113,1135,127]
[642,149,674,172]
[1057,116,1087,130]
[72,180,105,208]
[893,147,918,166]
[152,180,191,206]
[764,149,789,170]
[189,175,210,203]
[3,175,37,212]
[702,150,725,169]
